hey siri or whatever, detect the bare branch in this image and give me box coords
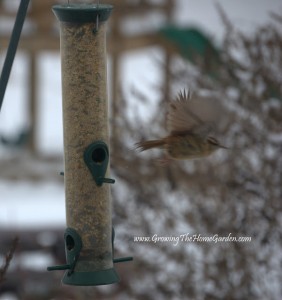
[0,237,19,284]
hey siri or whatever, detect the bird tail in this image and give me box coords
[135,139,165,151]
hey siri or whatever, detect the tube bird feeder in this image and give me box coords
[48,3,132,286]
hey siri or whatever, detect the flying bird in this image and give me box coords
[135,90,227,163]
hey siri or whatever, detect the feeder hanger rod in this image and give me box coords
[0,0,30,112]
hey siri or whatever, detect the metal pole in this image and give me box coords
[0,0,30,111]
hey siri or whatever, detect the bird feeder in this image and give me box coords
[48,3,132,286]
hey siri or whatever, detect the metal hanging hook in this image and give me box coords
[91,0,100,34]
[95,0,100,33]
[95,14,99,32]
[93,15,99,34]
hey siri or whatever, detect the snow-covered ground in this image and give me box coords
[0,0,281,228]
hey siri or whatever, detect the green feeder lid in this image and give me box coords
[52,4,113,23]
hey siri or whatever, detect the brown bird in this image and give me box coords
[135,90,227,163]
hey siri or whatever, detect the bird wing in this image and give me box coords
[167,90,219,138]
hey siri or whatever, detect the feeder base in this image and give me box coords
[62,267,119,286]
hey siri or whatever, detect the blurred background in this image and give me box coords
[0,0,282,299]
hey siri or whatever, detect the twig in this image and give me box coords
[215,2,234,33]
[0,237,19,284]
[270,12,282,23]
